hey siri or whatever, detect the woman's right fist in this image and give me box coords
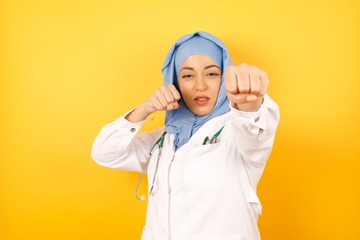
[143,84,181,114]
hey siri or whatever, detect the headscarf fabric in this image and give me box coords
[161,31,232,150]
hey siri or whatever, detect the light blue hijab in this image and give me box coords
[162,31,232,150]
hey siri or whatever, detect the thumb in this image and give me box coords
[227,93,258,104]
[166,101,179,111]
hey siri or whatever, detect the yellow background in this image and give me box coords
[1,0,359,239]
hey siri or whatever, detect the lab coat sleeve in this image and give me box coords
[91,110,162,173]
[229,94,280,166]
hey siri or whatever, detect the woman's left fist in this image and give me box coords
[225,63,269,112]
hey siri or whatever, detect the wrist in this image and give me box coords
[233,96,263,112]
[139,102,155,117]
[125,103,152,123]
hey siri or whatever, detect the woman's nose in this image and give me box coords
[195,76,208,91]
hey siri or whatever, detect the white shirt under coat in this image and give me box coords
[91,94,280,240]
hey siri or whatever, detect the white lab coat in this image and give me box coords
[91,94,280,240]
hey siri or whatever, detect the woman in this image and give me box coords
[91,31,280,240]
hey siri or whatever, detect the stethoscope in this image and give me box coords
[135,131,166,200]
[135,126,224,200]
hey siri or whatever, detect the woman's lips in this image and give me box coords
[194,96,210,105]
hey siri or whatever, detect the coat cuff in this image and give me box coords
[113,109,145,135]
[230,94,270,135]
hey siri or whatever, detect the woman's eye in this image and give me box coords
[182,74,193,79]
[207,72,220,77]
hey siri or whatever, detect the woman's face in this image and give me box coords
[178,54,222,116]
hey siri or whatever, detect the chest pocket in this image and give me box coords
[184,142,226,190]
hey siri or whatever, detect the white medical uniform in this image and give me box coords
[91,94,280,240]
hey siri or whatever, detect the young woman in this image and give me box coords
[91,31,280,240]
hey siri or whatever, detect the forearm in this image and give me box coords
[125,103,152,123]
[230,94,280,165]
[91,112,151,172]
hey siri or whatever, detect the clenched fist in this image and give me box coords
[143,84,181,114]
[225,63,269,112]
[126,84,180,123]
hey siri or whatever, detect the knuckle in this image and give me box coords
[226,65,237,77]
[159,85,167,91]
[251,89,260,95]
[155,88,162,95]
[238,86,249,93]
[238,63,248,69]
[225,83,236,92]
[250,65,259,72]
[168,84,175,90]
[149,95,156,102]
[228,86,238,93]
[227,65,235,72]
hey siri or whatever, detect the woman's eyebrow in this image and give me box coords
[204,65,220,70]
[180,67,194,72]
[180,65,220,72]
